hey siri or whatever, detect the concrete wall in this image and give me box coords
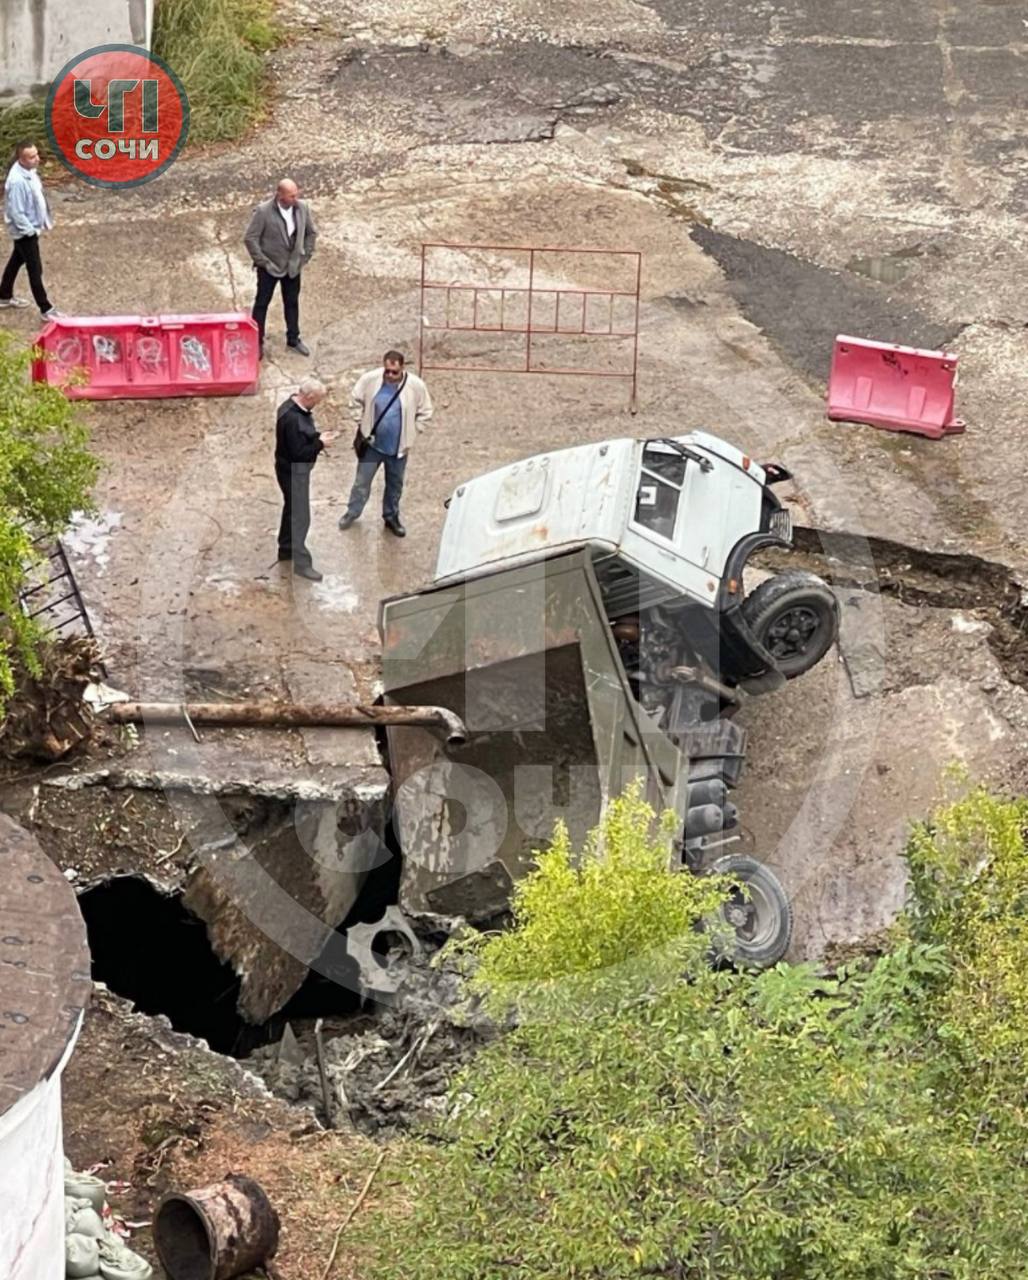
[0,0,154,100]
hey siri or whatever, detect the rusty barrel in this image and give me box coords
[153,1175,280,1280]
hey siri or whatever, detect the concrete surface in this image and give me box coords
[0,0,153,99]
[3,0,1028,960]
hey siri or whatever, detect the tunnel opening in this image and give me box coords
[78,875,361,1057]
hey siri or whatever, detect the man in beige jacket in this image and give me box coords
[338,350,433,538]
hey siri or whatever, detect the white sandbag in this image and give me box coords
[97,1236,154,1280]
[67,1205,107,1239]
[66,1231,101,1278]
[64,1170,108,1214]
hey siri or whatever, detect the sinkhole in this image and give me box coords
[77,875,364,1057]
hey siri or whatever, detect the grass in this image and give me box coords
[0,99,48,170]
[0,0,277,171]
[152,0,279,143]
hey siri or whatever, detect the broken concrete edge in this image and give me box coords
[42,768,390,804]
[88,985,323,1122]
[793,524,1028,587]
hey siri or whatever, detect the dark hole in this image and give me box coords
[153,1197,212,1280]
[370,929,414,967]
[78,876,359,1057]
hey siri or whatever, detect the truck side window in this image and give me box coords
[634,446,687,540]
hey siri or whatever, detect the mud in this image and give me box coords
[247,952,494,1135]
[773,527,1028,690]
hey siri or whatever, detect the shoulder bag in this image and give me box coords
[354,374,408,458]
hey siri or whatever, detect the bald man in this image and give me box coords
[244,178,318,358]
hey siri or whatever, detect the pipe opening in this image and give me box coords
[152,1197,213,1280]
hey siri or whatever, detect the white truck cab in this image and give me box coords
[436,433,788,610]
[435,433,835,689]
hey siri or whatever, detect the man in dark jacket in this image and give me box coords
[245,178,318,358]
[275,376,335,580]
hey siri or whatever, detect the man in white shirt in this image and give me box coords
[0,140,60,318]
[243,178,318,358]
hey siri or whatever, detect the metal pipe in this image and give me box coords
[154,1176,280,1280]
[670,665,741,705]
[108,701,468,745]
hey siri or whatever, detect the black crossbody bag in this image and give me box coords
[354,374,407,459]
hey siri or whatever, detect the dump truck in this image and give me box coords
[378,433,840,969]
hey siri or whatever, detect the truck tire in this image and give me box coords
[741,571,838,679]
[707,854,792,969]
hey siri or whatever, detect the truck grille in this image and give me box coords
[770,508,792,543]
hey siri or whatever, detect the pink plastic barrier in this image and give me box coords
[32,313,260,400]
[827,334,964,440]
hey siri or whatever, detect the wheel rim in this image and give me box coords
[763,603,822,662]
[721,880,777,950]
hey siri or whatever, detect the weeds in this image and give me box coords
[153,0,278,143]
[0,100,48,171]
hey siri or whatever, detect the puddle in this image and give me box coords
[846,244,925,285]
[64,510,123,575]
[312,575,360,613]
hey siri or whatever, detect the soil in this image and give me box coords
[62,989,392,1280]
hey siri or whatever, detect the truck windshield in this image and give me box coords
[634,445,687,540]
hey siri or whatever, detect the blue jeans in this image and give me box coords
[345,446,407,522]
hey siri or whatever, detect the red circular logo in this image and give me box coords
[46,44,189,189]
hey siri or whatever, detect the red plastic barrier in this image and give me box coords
[32,313,260,400]
[827,334,964,439]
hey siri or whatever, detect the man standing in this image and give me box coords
[275,376,336,581]
[339,351,433,539]
[244,178,317,358]
[0,141,60,318]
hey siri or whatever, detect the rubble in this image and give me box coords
[247,945,495,1135]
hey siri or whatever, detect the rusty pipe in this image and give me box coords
[153,1175,280,1280]
[107,700,468,745]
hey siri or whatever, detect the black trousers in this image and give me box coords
[275,461,314,570]
[252,267,301,344]
[0,234,51,312]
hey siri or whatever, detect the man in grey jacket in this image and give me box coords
[244,178,317,358]
[0,141,60,318]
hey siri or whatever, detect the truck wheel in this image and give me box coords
[706,854,792,969]
[741,571,838,679]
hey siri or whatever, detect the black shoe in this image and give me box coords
[338,513,356,531]
[294,564,323,581]
[384,518,406,538]
[287,339,311,357]
[277,551,291,561]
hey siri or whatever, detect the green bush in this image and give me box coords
[0,101,48,172]
[153,0,278,143]
[363,784,1028,1280]
[0,333,98,700]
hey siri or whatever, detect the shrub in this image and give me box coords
[363,784,1028,1280]
[0,333,98,701]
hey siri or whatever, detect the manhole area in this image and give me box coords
[77,876,360,1057]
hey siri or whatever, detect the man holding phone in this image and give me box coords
[339,350,434,538]
[275,376,337,581]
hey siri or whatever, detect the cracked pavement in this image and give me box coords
[3,0,1028,957]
